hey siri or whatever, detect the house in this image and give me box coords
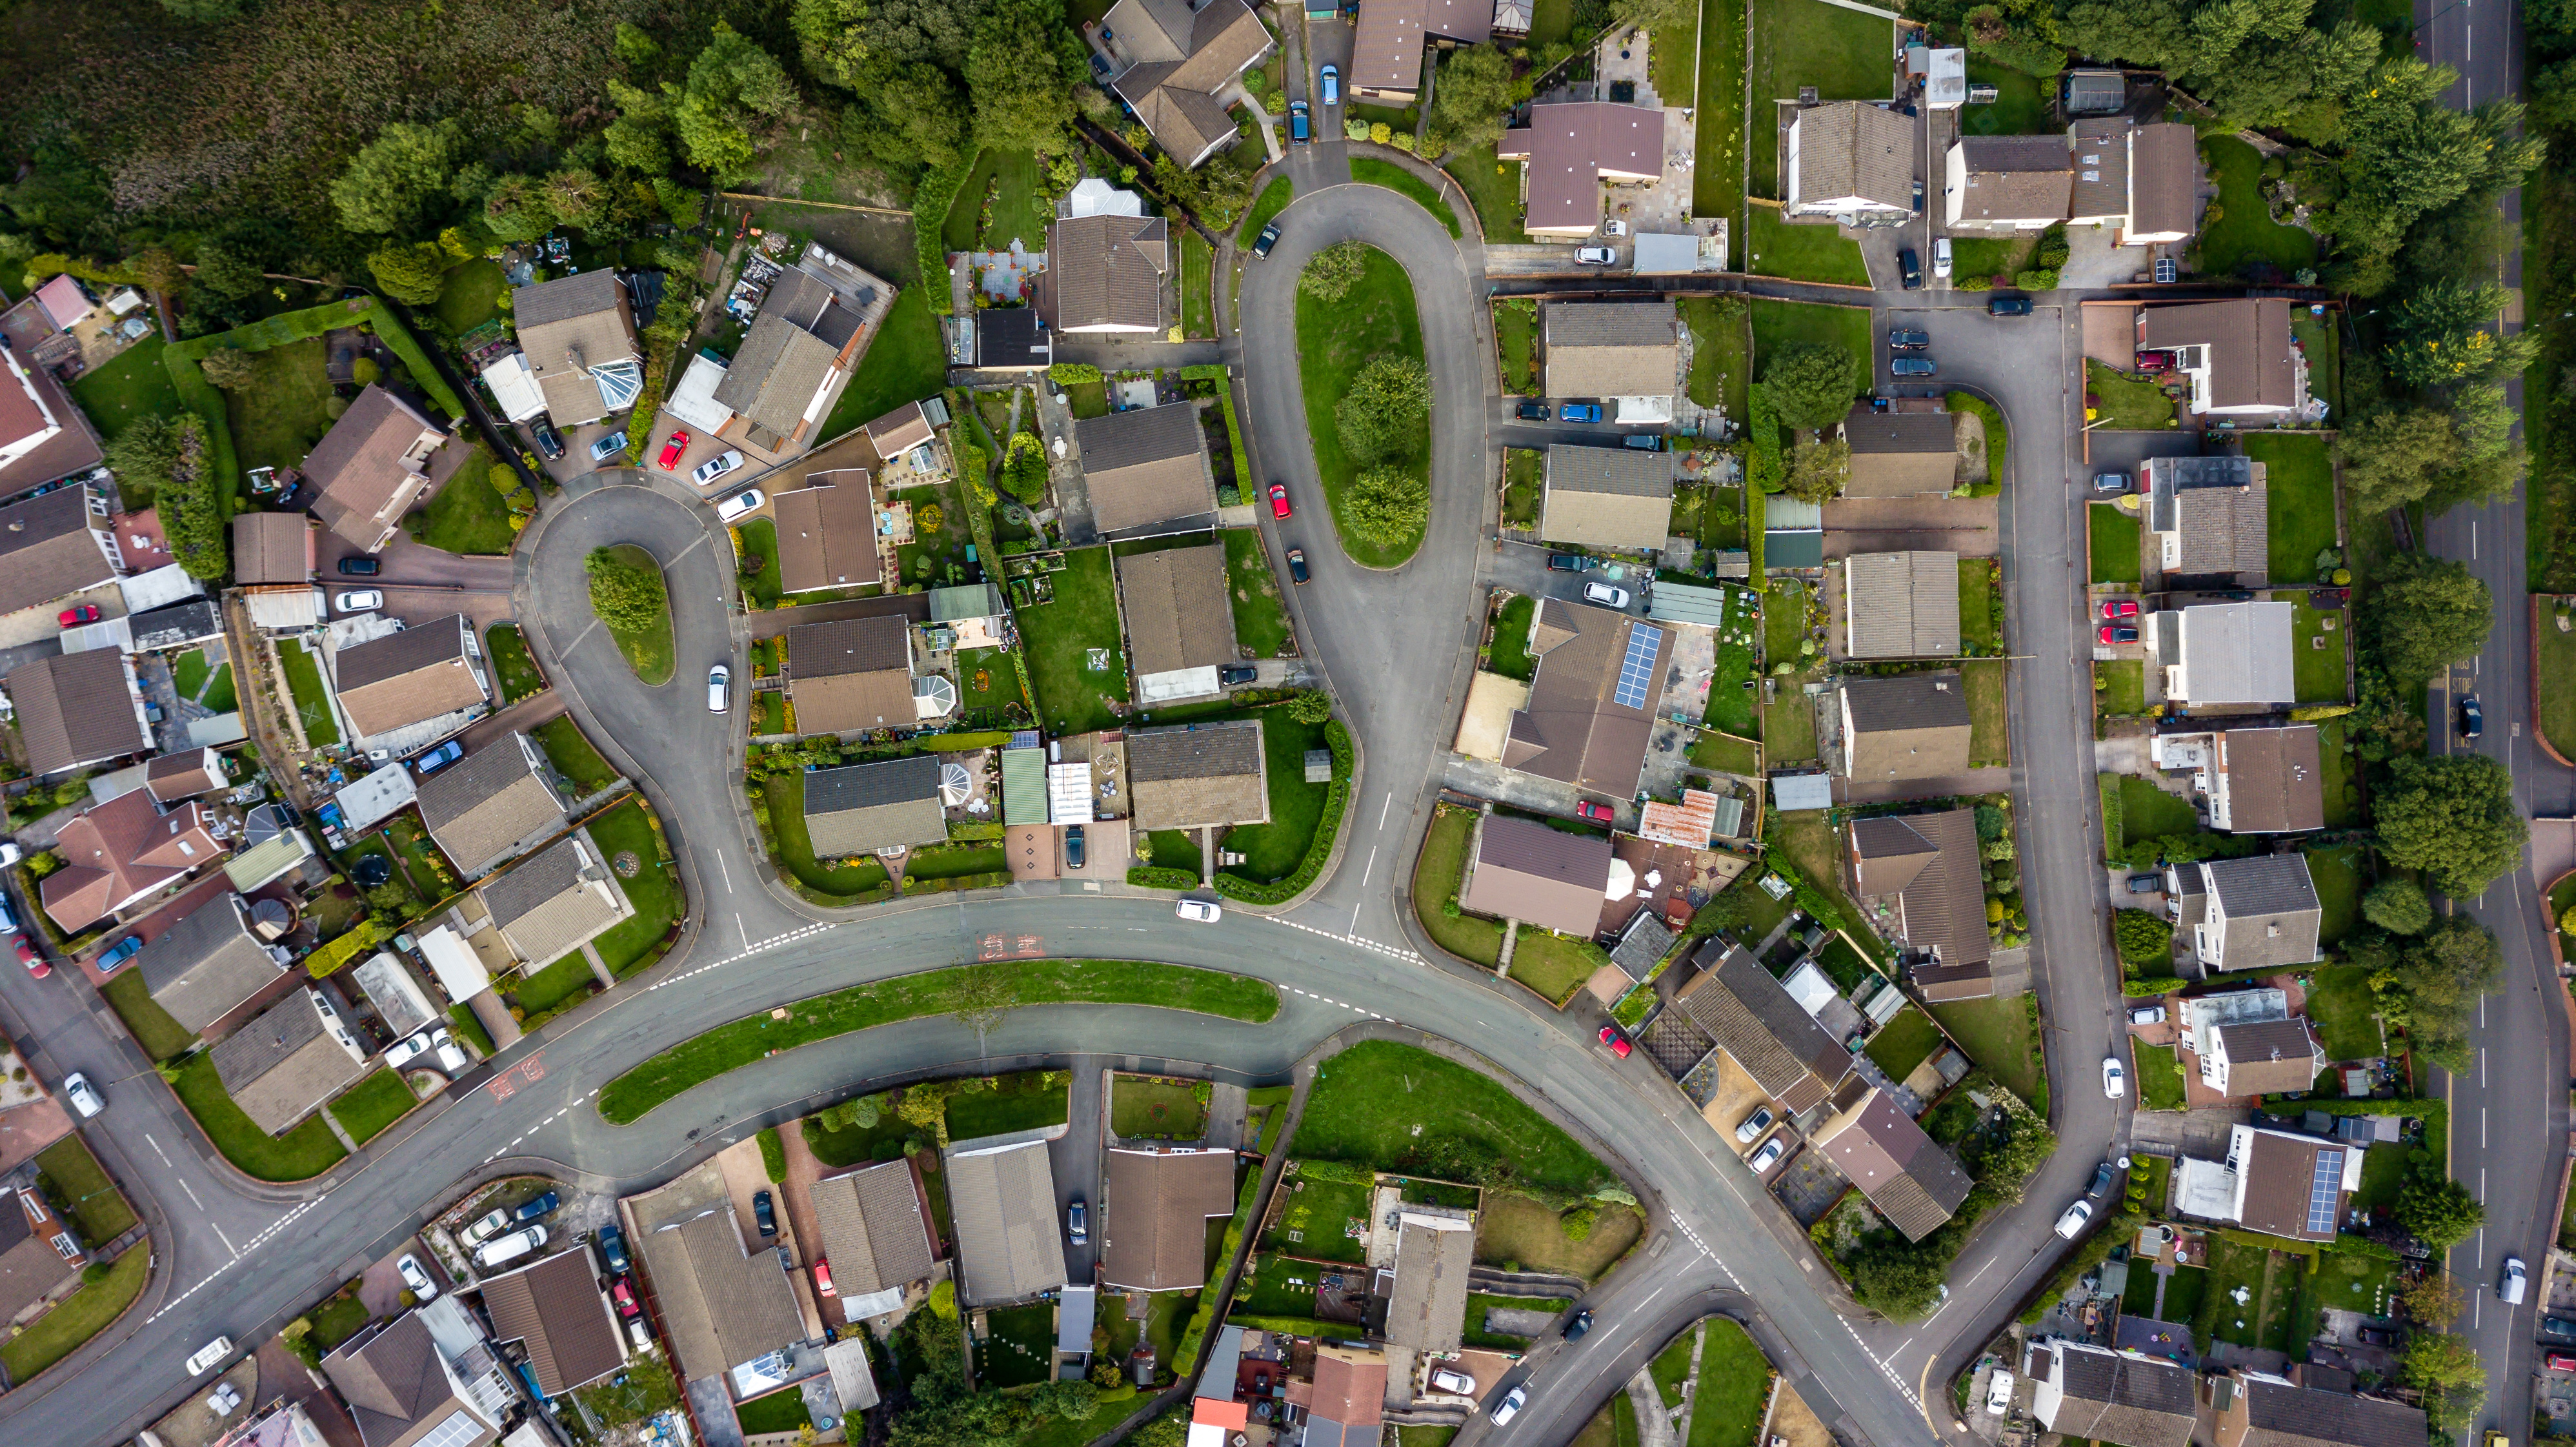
[801,756,949,857]
[476,834,636,971]
[2066,116,2134,228]
[1839,407,1957,496]
[2173,1124,2357,1243]
[304,385,465,552]
[226,802,318,895]
[0,299,105,492]
[2169,854,2321,973]
[1074,405,1218,532]
[332,615,491,745]
[1838,674,1972,782]
[39,785,223,931]
[2029,1341,2198,1447]
[1543,303,1679,418]
[476,351,549,424]
[2205,1016,2325,1097]
[807,1159,937,1321]
[1657,942,1853,1114]
[0,1182,83,1329]
[1348,0,1490,102]
[2127,123,2200,245]
[146,748,228,803]
[320,1313,505,1447]
[209,986,370,1135]
[478,1244,630,1397]
[511,271,644,425]
[1382,1209,1473,1353]
[1786,103,1915,219]
[2148,600,2295,706]
[968,307,1052,371]
[1808,1086,1971,1241]
[2151,725,2324,833]
[769,471,881,596]
[1496,103,1666,238]
[945,1138,1068,1305]
[712,263,869,452]
[1944,134,2072,230]
[5,647,149,777]
[1847,809,1991,989]
[1456,813,1614,938]
[1127,719,1270,830]
[786,615,917,734]
[0,485,123,621]
[1504,598,1669,796]
[865,400,940,464]
[1116,542,1238,703]
[1609,908,1677,980]
[2209,1366,2426,1447]
[1844,551,1960,658]
[626,1184,809,1391]
[2141,299,2305,418]
[413,733,570,879]
[1101,1148,1236,1291]
[1293,1345,1387,1447]
[2145,454,2268,584]
[1540,444,1676,549]
[137,893,286,1033]
[1048,211,1169,334]
[1103,0,1276,168]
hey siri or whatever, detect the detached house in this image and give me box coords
[413,734,570,880]
[1049,190,1169,336]
[2148,600,2295,707]
[786,614,920,735]
[1116,542,1238,703]
[476,834,636,971]
[1940,119,2201,245]
[1101,1148,1236,1292]
[1102,0,1275,168]
[511,271,643,426]
[770,469,880,596]
[714,265,867,454]
[138,893,289,1035]
[1846,809,1991,998]
[1786,103,1915,220]
[40,785,223,931]
[1503,598,1669,797]
[1497,103,1666,238]
[2203,1016,2325,1098]
[1838,673,1971,784]
[0,298,105,495]
[0,1183,85,1330]
[0,485,123,625]
[305,386,465,552]
[2150,724,2324,833]
[331,615,491,749]
[321,1313,507,1447]
[1457,813,1614,939]
[1542,303,1678,421]
[1840,407,1957,497]
[2169,853,2322,973]
[801,756,949,858]
[210,986,370,1136]
[1349,0,1491,102]
[1809,1087,1971,1241]
[479,1245,630,1398]
[2144,454,2269,585]
[1074,405,1218,532]
[2174,1123,2356,1244]
[1128,719,1269,831]
[1844,551,1960,659]
[1540,444,1676,550]
[807,1159,938,1322]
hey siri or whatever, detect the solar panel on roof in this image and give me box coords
[1614,624,1664,709]
[2304,1152,2340,1235]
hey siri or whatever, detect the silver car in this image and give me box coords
[691,449,745,487]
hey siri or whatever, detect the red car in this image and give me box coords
[1598,1026,1632,1058]
[813,1258,836,1297]
[2133,350,2175,374]
[657,429,691,471]
[2100,599,2138,621]
[610,1279,641,1319]
[16,936,44,980]
[1268,483,1291,520]
[2548,1353,2576,1373]
[1576,800,1615,824]
[57,605,97,627]
[2100,624,2139,644]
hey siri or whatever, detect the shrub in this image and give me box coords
[1049,361,1103,383]
[1127,865,1202,889]
[2013,269,2059,291]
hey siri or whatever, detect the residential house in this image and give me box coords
[39,785,223,931]
[1101,1148,1236,1291]
[967,307,1051,371]
[1809,1086,1972,1241]
[305,386,465,552]
[1944,134,2072,230]
[785,614,918,735]
[137,893,287,1034]
[0,485,122,622]
[0,1183,85,1329]
[1102,0,1275,168]
[208,986,370,1136]
[2148,600,2295,707]
[2209,1366,2426,1447]
[1291,1345,1387,1447]
[1540,444,1676,550]
[146,748,228,803]
[332,616,491,747]
[476,834,636,971]
[225,802,319,895]
[2150,725,2324,833]
[1381,1209,1473,1353]
[1074,405,1218,532]
[801,756,949,857]
[807,1159,937,1322]
[413,733,570,879]
[2169,853,2322,972]
[1847,809,1991,996]
[712,262,870,453]
[1456,813,1615,938]
[1786,103,1915,219]
[664,351,737,437]
[479,1244,630,1397]
[1542,303,1679,420]
[511,271,643,425]
[1116,542,1238,703]
[1840,407,1957,496]
[1348,0,1490,101]
[5,646,148,777]
[625,1184,809,1391]
[2173,1124,2357,1244]
[865,400,940,465]
[945,1138,1068,1305]
[1502,598,1670,796]
[2144,454,2269,585]
[2204,1016,2325,1097]
[1844,551,1960,658]
[0,298,105,492]
[2029,1341,2198,1447]
[769,470,881,596]
[1048,208,1169,335]
[1496,103,1666,238]
[1838,673,1972,783]
[2065,116,2135,228]
[320,1313,505,1447]
[2141,299,2305,419]
[1654,941,1854,1115]
[1127,719,1270,830]
[2126,123,2200,245]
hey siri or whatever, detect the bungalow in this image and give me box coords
[1116,541,1238,703]
[945,1138,1068,1305]
[1944,134,2071,231]
[476,834,636,971]
[1128,719,1269,831]
[1503,598,1669,797]
[1540,444,1676,551]
[1786,103,1915,220]
[330,615,492,749]
[1348,0,1490,103]
[208,986,370,1136]
[1074,405,1218,533]
[1496,103,1665,239]
[479,1244,630,1397]
[1844,551,1960,659]
[1456,813,1613,939]
[1381,1207,1474,1353]
[1049,198,1170,336]
[802,756,949,857]
[305,385,465,552]
[1838,674,1972,783]
[2144,454,2269,586]
[412,733,570,880]
[712,263,869,454]
[785,614,920,735]
[1839,407,1957,497]
[1847,809,1991,996]
[624,1169,810,1394]
[1542,303,1678,418]
[807,1159,938,1322]
[769,469,881,596]
[0,485,124,623]
[137,893,288,1034]
[1101,1148,1236,1292]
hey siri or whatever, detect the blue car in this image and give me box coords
[1559,403,1603,423]
[98,936,141,972]
[512,1191,559,1224]
[598,1224,630,1275]
[1320,64,1340,106]
[1289,101,1311,144]
[414,740,465,775]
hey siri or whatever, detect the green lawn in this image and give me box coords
[1750,299,1872,372]
[1964,659,2009,764]
[1691,0,1745,221]
[1529,0,1576,43]
[1509,931,1605,1007]
[734,517,782,611]
[99,972,196,1061]
[2198,136,2317,279]
[1946,236,2031,288]
[1242,177,1294,243]
[2292,305,2342,418]
[947,1071,1070,1142]
[1415,809,1506,966]
[976,1302,1059,1388]
[170,1053,349,1181]
[514,951,600,1015]
[0,1246,146,1383]
[1212,709,1333,886]
[1504,449,1540,529]
[2131,1041,2186,1109]
[1112,1077,1209,1138]
[2119,775,2199,840]
[1489,594,1538,681]
[276,638,341,747]
[327,1069,418,1146]
[1678,298,1748,415]
[2161,1264,2209,1326]
[70,336,181,449]
[590,543,674,685]
[171,647,237,713]
[1958,62,2046,136]
[1291,1040,1614,1193]
[2276,592,2350,703]
[1573,1399,1644,1447]
[760,769,894,898]
[1864,1006,1942,1081]
[1948,391,2006,492]
[1700,631,1758,738]
[1958,558,1997,650]
[1744,209,1871,286]
[2306,844,2366,947]
[1652,12,1698,105]
[2247,433,2337,584]
[2291,1248,2399,1350]
[1298,245,1427,567]
[1496,301,1538,395]
[585,797,682,976]
[956,645,1029,722]
[941,148,1053,252]
[2097,659,2144,716]
[35,1137,136,1246]
[534,715,616,796]
[738,1388,816,1437]
[2304,965,2384,1060]
[1016,545,1131,734]
[1182,230,1215,339]
[1748,0,1896,195]
[1691,730,1760,774]
[226,336,339,482]
[435,259,508,334]
[1263,1177,1374,1263]
[1651,1328,1694,1408]
[1443,142,1531,246]
[2540,601,2576,762]
[2089,503,2142,585]
[2317,718,2359,828]
[819,285,945,441]
[405,446,516,555]
[485,624,545,704]
[1352,158,1462,238]
[889,479,970,592]
[1223,529,1293,658]
[2087,359,2177,430]
[1928,994,2046,1113]
[1687,1319,1773,1447]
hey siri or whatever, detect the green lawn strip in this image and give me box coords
[2302,964,2384,1059]
[1957,61,2047,135]
[2535,603,2576,764]
[1963,660,2009,765]
[1749,299,1872,370]
[1748,0,1895,194]
[1223,528,1293,657]
[1263,1177,1374,1262]
[1182,230,1216,339]
[308,1290,374,1349]
[1947,236,2031,287]
[2304,845,2366,949]
[2276,592,2350,704]
[0,1245,146,1382]
[1691,0,1746,220]
[1351,159,1462,238]
[2097,658,2145,716]
[736,1388,814,1437]
[1651,12,1698,106]
[1574,1399,1644,1447]
[1744,210,1871,286]
[948,1072,1070,1141]
[2315,718,2359,828]
[170,1053,348,1180]
[1504,449,1541,529]
[326,1069,418,1146]
[976,1302,1060,1389]
[1678,298,1748,414]
[1112,1077,1209,1138]
[2291,307,2342,417]
[404,443,516,555]
[1488,593,1538,680]
[1864,1006,1942,1081]
[1946,391,2006,492]
[276,638,341,747]
[1242,177,1294,242]
[1650,1328,1694,1408]
[1928,994,2046,1113]
[484,624,546,705]
[2197,136,2317,278]
[435,259,507,333]
[940,148,1051,252]
[592,543,675,685]
[1212,709,1333,884]
[599,962,1280,1122]
[1015,545,1131,734]
[2086,360,2177,430]
[100,971,196,1062]
[1509,931,1605,1007]
[1414,809,1505,966]
[1298,245,1427,567]
[1497,303,1539,396]
[734,518,783,611]
[1444,141,1531,246]
[70,337,180,447]
[35,1136,136,1245]
[1691,731,1760,774]
[1957,558,1997,649]
[2117,774,2199,840]
[2130,1041,2186,1110]
[2161,1264,2209,1326]
[514,951,601,1015]
[172,649,238,713]
[1685,1318,1771,1447]
[818,285,945,441]
[759,769,895,899]
[2247,433,2337,584]
[585,798,681,976]
[2088,504,2142,585]
[534,716,617,796]
[1291,1040,1613,1193]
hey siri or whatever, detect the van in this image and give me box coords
[474,1223,548,1270]
[186,1337,235,1377]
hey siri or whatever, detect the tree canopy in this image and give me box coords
[2395,1171,2485,1248]
[2372,753,2525,900]
[2365,551,2492,680]
[1336,355,1431,468]
[2359,914,2503,1071]
[1345,467,1430,546]
[329,120,464,235]
[2113,909,2173,967]
[2359,877,2433,935]
[1427,46,1519,152]
[1761,343,1862,432]
[1300,241,1369,302]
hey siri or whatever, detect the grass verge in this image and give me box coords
[1297,245,1427,567]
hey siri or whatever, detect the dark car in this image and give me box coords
[2357,1326,2400,1348]
[2092,472,2132,494]
[1559,403,1604,423]
[1515,401,1551,420]
[1989,295,2033,316]
[753,1189,777,1237]
[530,418,565,462]
[2545,1316,2576,1344]
[1064,825,1087,869]
[1890,358,1937,376]
[2087,1161,2119,1199]
[1253,223,1282,259]
[1289,101,1311,143]
[1547,554,1589,572]
[1898,248,1922,289]
[337,556,381,576]
[2126,874,2162,894]
[1563,1309,1595,1341]
[1218,664,1258,686]
[512,1191,559,1223]
[1889,329,1929,350]
[598,1224,631,1275]
[1620,433,1664,451]
[1286,548,1309,584]
[2459,694,2483,740]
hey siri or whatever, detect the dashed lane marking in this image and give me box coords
[1283,986,1393,1022]
[149,1197,329,1322]
[648,921,840,989]
[1263,915,1422,964]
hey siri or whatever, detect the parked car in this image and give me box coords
[2088,1160,2120,1199]
[1575,246,1618,265]
[2092,472,2132,494]
[814,1259,837,1297]
[1516,401,1551,420]
[1889,329,1929,350]
[474,1224,547,1270]
[1320,64,1340,105]
[752,1189,776,1237]
[63,1072,103,1118]
[708,664,730,714]
[1562,1309,1595,1340]
[627,1317,654,1351]
[2054,1200,2093,1240]
[384,1032,436,1069]
[1068,1199,1087,1244]
[1491,1386,1527,1425]
[97,936,141,972]
[2546,1353,2576,1373]
[1989,295,2033,316]
[514,1191,559,1224]
[598,1224,631,1275]
[605,1278,640,1319]
[1735,1105,1774,1145]
[2359,1326,2401,1348]
[1253,223,1282,259]
[2100,600,2140,620]
[1890,357,1937,376]
[1747,1135,1787,1173]
[186,1337,235,1377]
[1429,1367,1477,1395]
[432,1028,468,1073]
[2126,873,2162,894]
[0,895,17,935]
[1547,554,1587,572]
[460,1208,510,1246]
[1559,403,1603,423]
[2099,625,2139,644]
[2134,350,2176,374]
[397,1254,439,1304]
[1062,824,1086,871]
[1897,248,1922,288]
[17,936,43,979]
[57,605,97,627]
[413,740,464,775]
[2102,1056,2126,1098]
[1582,582,1629,608]
[658,430,692,471]
[1933,237,1953,279]
[692,450,745,487]
[2545,1316,2576,1344]
[530,418,565,461]
[1596,1024,1633,1057]
[1269,482,1292,519]
[1289,101,1311,143]
[1576,800,1615,824]
[716,487,765,523]
[2128,1004,2167,1025]
[1986,1370,2014,1415]
[589,431,629,462]
[1218,664,1258,686]
[1177,897,1222,923]
[2460,694,2484,740]
[2504,1257,2529,1306]
[1286,548,1309,584]
[1620,432,1664,451]
[334,589,383,614]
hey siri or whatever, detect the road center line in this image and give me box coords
[176,1177,204,1211]
[143,1133,171,1168]
[210,1220,237,1258]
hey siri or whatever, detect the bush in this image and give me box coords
[2013,269,2059,291]
[1212,722,1352,905]
[2113,908,2173,966]
[1127,865,1202,889]
[585,547,668,634]
[757,1126,786,1183]
[1049,361,1103,383]
[1300,241,1368,302]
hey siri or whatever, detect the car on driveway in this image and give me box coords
[1620,432,1664,451]
[2102,1056,2126,1098]
[57,605,97,626]
[1747,1135,1786,1173]
[813,1259,836,1297]
[385,1032,435,1070]
[1547,554,1587,572]
[1889,329,1929,350]
[2054,1199,2093,1239]
[514,1191,559,1223]
[460,1208,511,1246]
[2360,1326,2402,1348]
[1218,664,1258,686]
[2101,600,2138,620]
[1582,582,1629,608]
[1320,64,1340,105]
[2548,1353,2576,1373]
[1560,403,1603,423]
[337,589,383,613]
[611,1278,641,1317]
[1286,549,1308,584]
[658,430,691,470]
[1989,295,2033,316]
[2093,472,2133,494]
[2128,1004,2166,1025]
[1065,825,1086,869]
[2135,350,2176,374]
[1735,1106,1773,1145]
[530,418,565,461]
[1890,357,1937,376]
[1068,1199,1087,1244]
[716,487,765,522]
[1269,482,1291,519]
[397,1254,439,1304]
[1575,246,1618,265]
[432,1028,468,1073]
[1897,248,1921,288]
[1934,237,1953,278]
[2099,625,2138,644]
[1253,223,1282,258]
[1429,1366,1476,1395]
[1289,101,1310,143]
[590,432,629,462]
[414,740,464,774]
[337,556,379,576]
[1576,800,1614,824]
[1516,401,1550,420]
[599,1224,630,1275]
[1986,1370,2014,1415]
[2127,874,2162,894]
[692,450,745,487]
[1597,1025,1631,1058]
[97,936,141,972]
[752,1190,776,1237]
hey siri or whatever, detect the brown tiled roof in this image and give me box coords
[1457,814,1614,938]
[1307,1346,1387,1430]
[1105,0,1271,160]
[1117,543,1237,676]
[137,893,276,1033]
[1853,809,1990,968]
[2169,471,2269,578]
[632,1207,807,1385]
[1670,942,1851,1113]
[787,615,914,734]
[1349,0,1489,93]
[514,271,639,425]
[2235,1374,2426,1447]
[480,835,632,967]
[323,1313,489,1447]
[1127,718,1267,829]
[803,756,948,856]
[1846,551,1960,658]
[2219,725,2324,833]
[1541,445,1676,548]
[808,1160,936,1299]
[414,735,567,878]
[1498,103,1665,234]
[1544,303,1679,398]
[146,747,227,802]
[1100,1148,1235,1291]
[772,473,881,593]
[43,789,221,930]
[335,617,485,740]
[2237,1129,2348,1242]
[2129,123,2200,239]
[1951,135,2072,225]
[1839,407,1957,496]
[1811,1087,1970,1240]
[305,385,464,549]
[210,987,366,1135]
[481,1247,627,1396]
[0,307,105,494]
[0,486,116,615]
[1075,405,1215,532]
[1050,216,1169,332]
[1791,102,1913,211]
[2045,1344,2197,1447]
[713,312,843,441]
[2214,1018,2322,1097]
[0,1188,79,1327]
[1849,815,1938,895]
[1503,600,1667,795]
[2142,299,2300,411]
[1840,674,1971,782]
[7,647,145,776]
[863,401,935,458]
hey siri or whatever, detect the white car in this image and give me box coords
[336,589,383,613]
[1491,1385,1527,1424]
[396,1253,439,1304]
[1934,236,1954,279]
[459,1207,511,1246]
[2054,1200,2093,1240]
[1176,897,1222,924]
[1985,1368,2014,1415]
[2102,1055,2126,1099]
[1748,1135,1787,1173]
[63,1071,103,1118]
[715,487,765,522]
[2504,1256,2528,1306]
[692,450,745,487]
[2127,1005,2167,1026]
[1582,582,1630,609]
[1574,246,1617,265]
[474,1224,547,1270]
[185,1337,234,1377]
[383,1031,434,1069]
[431,1027,468,1074]
[1429,1366,1477,1395]
[1734,1105,1774,1146]
[707,663,730,714]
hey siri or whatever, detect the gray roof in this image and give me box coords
[130,600,222,651]
[1127,719,1269,830]
[945,1140,1068,1304]
[808,1160,936,1300]
[1100,1148,1235,1291]
[1812,1086,1971,1241]
[1840,674,1972,782]
[141,895,279,1033]
[2046,1344,2197,1447]
[634,1208,806,1384]
[2235,1373,2426,1447]
[1851,809,1990,969]
[1075,406,1216,533]
[1458,813,1615,938]
[6,647,145,776]
[323,1313,492,1447]
[209,987,367,1135]
[2067,116,2133,221]
[1793,102,1915,211]
[479,834,630,967]
[1050,215,1169,332]
[1669,941,1851,1113]
[2131,123,2200,238]
[2195,854,2322,972]
[1542,445,1676,549]
[803,756,949,856]
[1845,552,1960,658]
[2176,601,2295,704]
[1544,303,1679,398]
[1609,909,1675,981]
[1840,407,1957,496]
[1383,1213,1473,1353]
[0,487,116,616]
[1951,134,2072,224]
[712,311,843,440]
[512,270,625,329]
[414,736,566,878]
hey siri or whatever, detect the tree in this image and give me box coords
[2385,277,2541,387]
[1300,241,1368,301]
[1847,1235,1949,1318]
[1287,690,1333,724]
[834,67,971,172]
[196,346,258,390]
[2366,551,2491,680]
[2113,909,2173,967]
[1000,431,1049,503]
[2396,1172,2484,1249]
[672,23,799,184]
[126,246,184,299]
[1427,46,1518,152]
[2395,1270,2464,1328]
[585,548,670,636]
[190,239,267,306]
[365,241,448,306]
[2373,753,2525,900]
[1344,467,1429,546]
[949,964,1018,1049]
[1335,354,1431,466]
[2368,915,2504,1071]
[1035,1379,1100,1422]
[2360,877,2433,935]
[967,0,1082,156]
[330,120,464,234]
[1780,436,1848,504]
[103,414,190,500]
[2335,408,2459,515]
[602,81,673,175]
[479,173,556,244]
[2348,665,2427,764]
[1761,343,1862,432]
[2402,1330,2486,1435]
[541,170,607,231]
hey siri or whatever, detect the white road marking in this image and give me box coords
[647,922,841,989]
[1262,915,1420,964]
[1358,846,1378,890]
[716,850,733,895]
[176,1177,204,1211]
[1378,793,1393,830]
[210,1221,237,1258]
[150,1197,330,1322]
[737,912,747,949]
[143,1133,171,1168]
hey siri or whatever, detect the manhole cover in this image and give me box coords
[613,851,641,878]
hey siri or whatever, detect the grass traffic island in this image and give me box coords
[598,962,1281,1123]
[0,1245,148,1383]
[1296,243,1429,568]
[586,545,675,685]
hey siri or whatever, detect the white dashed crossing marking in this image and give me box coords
[1262,915,1421,964]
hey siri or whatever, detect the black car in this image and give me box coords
[1064,825,1086,869]
[1562,1309,1595,1341]
[530,417,565,461]
[1219,664,1258,685]
[1515,401,1551,420]
[1253,223,1282,259]
[1620,433,1663,451]
[2459,694,2484,740]
[753,1189,777,1237]
[2087,1160,2119,1199]
[1989,295,2033,316]
[2546,1316,2576,1345]
[1898,248,1921,289]
[2356,1326,2400,1348]
[2126,874,2162,894]
[1546,554,1587,572]
[337,556,381,576]
[1889,329,1929,350]
[1286,547,1309,584]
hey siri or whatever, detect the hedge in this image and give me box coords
[1212,720,1352,906]
[948,822,1007,842]
[1746,384,1783,494]
[1746,480,1765,576]
[1205,372,1251,489]
[1128,865,1202,889]
[1294,1158,1378,1185]
[2123,976,2184,997]
[1049,362,1103,383]
[898,869,1011,896]
[912,161,972,314]
[2098,773,2125,860]
[305,919,388,978]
